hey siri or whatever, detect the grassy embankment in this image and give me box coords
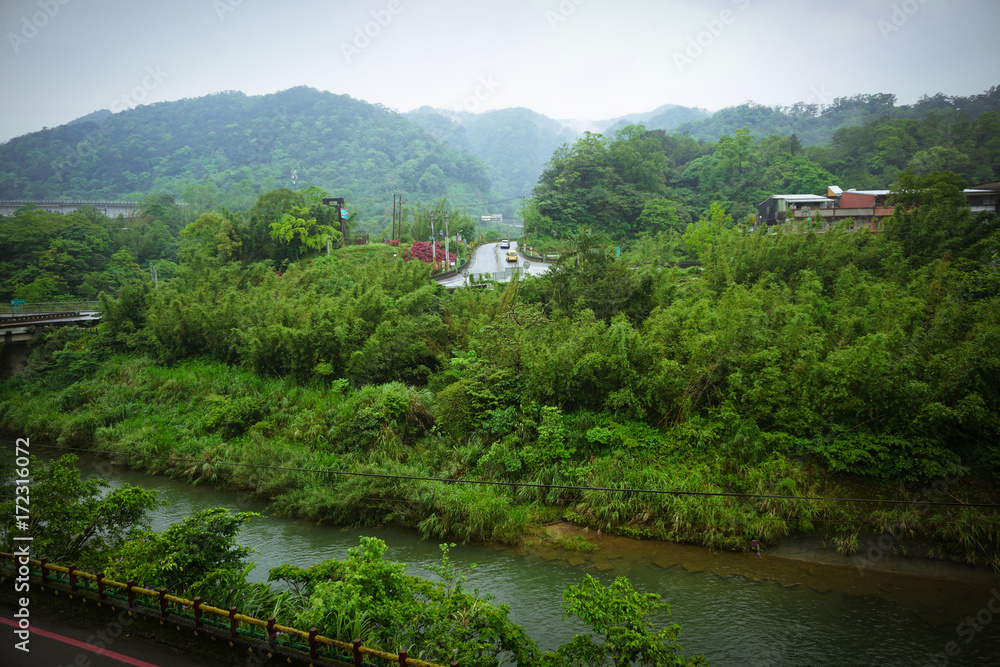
[4,351,999,568]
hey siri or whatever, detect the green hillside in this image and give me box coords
[0,87,493,228]
[673,88,1000,145]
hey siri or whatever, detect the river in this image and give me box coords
[12,446,1000,665]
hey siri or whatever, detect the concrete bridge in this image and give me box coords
[0,200,143,218]
[0,302,101,375]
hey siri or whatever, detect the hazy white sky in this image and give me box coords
[1,0,998,142]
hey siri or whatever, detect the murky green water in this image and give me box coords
[12,445,1000,665]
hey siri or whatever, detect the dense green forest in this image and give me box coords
[0,87,493,230]
[0,197,190,302]
[672,88,1000,145]
[406,106,583,206]
[2,169,999,574]
[5,87,996,233]
[528,106,1000,242]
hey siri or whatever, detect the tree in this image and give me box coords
[636,198,683,236]
[180,211,243,260]
[552,575,703,666]
[104,507,260,590]
[0,455,158,568]
[269,538,541,665]
[557,226,613,268]
[269,205,338,259]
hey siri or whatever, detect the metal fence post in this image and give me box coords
[267,616,276,648]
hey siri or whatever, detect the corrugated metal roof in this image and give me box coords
[771,194,834,202]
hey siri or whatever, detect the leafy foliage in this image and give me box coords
[0,454,157,568]
[104,508,259,591]
[270,537,541,665]
[553,575,704,666]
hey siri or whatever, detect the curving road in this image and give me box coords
[436,241,552,288]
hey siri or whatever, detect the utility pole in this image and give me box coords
[444,209,450,269]
[430,216,436,265]
[392,194,402,241]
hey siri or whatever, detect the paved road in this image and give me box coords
[436,241,553,288]
[0,598,219,667]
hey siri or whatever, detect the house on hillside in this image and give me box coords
[756,183,999,232]
[755,194,835,227]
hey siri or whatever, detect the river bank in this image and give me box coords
[10,444,1000,664]
[538,521,1000,601]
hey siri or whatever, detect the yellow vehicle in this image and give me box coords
[505,250,518,262]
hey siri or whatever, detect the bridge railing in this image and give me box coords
[1,553,456,667]
[1,301,101,315]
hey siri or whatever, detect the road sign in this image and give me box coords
[10,299,24,306]
[340,209,349,220]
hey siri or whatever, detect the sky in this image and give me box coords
[1,0,998,143]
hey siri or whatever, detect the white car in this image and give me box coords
[500,239,510,249]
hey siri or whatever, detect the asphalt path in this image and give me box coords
[436,241,552,288]
[0,598,219,667]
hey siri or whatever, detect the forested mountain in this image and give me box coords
[405,106,580,209]
[4,85,998,233]
[0,87,493,226]
[406,104,710,208]
[673,88,1000,145]
[603,103,711,134]
[529,104,1000,240]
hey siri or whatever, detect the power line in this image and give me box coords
[22,443,1000,509]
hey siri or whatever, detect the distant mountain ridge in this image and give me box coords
[3,86,997,225]
[0,87,493,225]
[405,103,711,202]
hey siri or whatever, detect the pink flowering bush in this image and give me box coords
[403,241,456,266]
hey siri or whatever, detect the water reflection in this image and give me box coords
[13,446,1000,665]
